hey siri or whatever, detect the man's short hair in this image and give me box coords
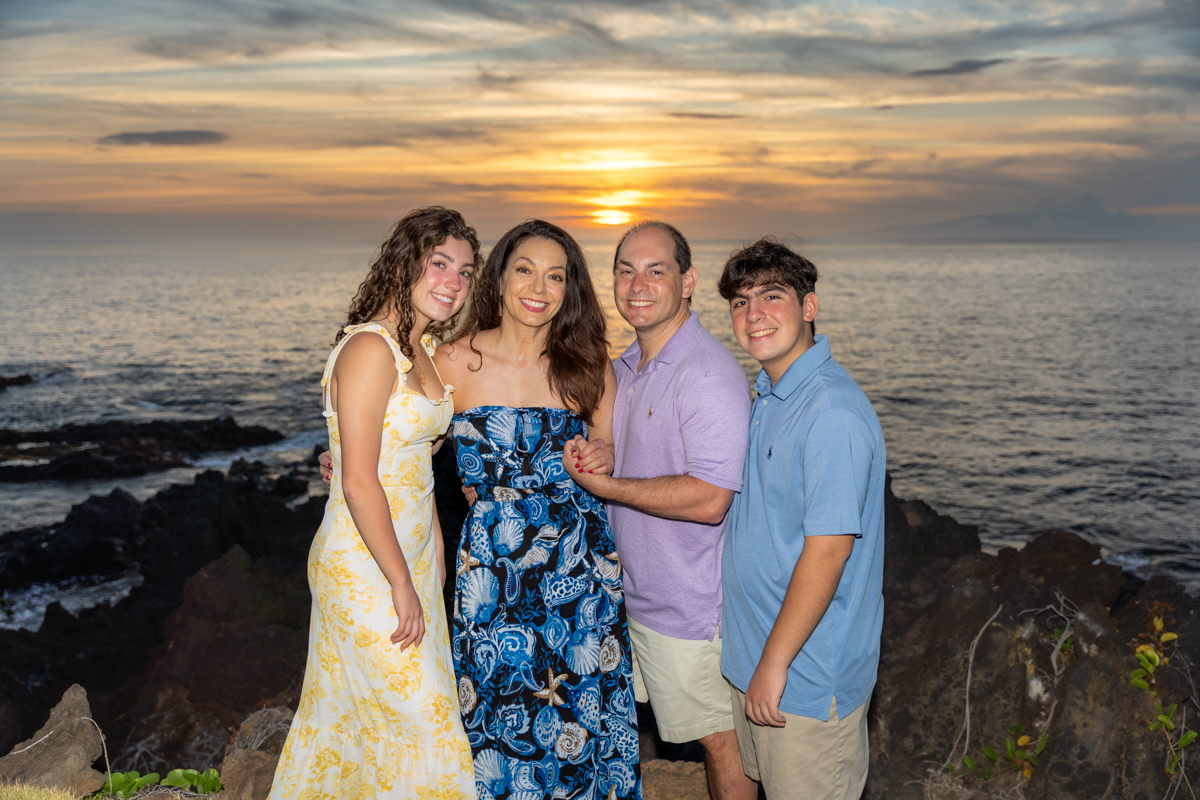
[718,237,819,334]
[613,220,692,274]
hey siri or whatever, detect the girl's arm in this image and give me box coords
[333,332,425,651]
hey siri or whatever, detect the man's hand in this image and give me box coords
[745,661,789,727]
[318,450,333,484]
[462,485,478,506]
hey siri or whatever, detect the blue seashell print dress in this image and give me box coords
[451,406,642,800]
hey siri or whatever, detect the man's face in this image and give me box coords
[613,227,696,333]
[729,282,816,376]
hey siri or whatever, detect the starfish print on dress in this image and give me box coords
[534,668,569,706]
[457,548,482,578]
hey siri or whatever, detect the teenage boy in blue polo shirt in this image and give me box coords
[717,239,886,800]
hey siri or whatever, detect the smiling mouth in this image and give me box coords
[432,292,455,305]
[747,328,778,340]
[625,299,654,308]
[520,298,549,312]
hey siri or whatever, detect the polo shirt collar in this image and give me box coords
[618,311,700,371]
[754,334,831,400]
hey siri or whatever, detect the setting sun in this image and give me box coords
[592,209,635,226]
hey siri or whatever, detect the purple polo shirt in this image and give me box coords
[610,312,752,640]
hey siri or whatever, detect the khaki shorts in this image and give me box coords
[627,616,734,742]
[730,686,869,800]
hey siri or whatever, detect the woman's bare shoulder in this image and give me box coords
[435,334,485,376]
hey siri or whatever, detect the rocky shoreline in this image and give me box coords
[0,418,284,482]
[1,441,1195,799]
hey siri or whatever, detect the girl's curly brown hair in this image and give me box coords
[456,219,609,423]
[337,206,481,361]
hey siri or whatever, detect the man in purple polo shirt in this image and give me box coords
[564,221,755,800]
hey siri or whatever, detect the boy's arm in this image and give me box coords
[744,407,875,727]
[744,534,854,727]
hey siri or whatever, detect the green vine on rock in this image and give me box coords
[1128,600,1196,799]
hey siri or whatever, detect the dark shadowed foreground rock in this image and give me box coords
[0,470,324,754]
[0,684,105,796]
[221,707,294,800]
[113,546,310,772]
[865,478,1190,800]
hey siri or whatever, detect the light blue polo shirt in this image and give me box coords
[721,334,886,721]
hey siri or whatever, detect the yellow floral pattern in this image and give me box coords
[270,323,475,800]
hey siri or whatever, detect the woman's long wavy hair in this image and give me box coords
[337,206,481,361]
[458,219,609,423]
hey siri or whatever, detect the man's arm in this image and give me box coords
[563,368,749,524]
[743,534,854,726]
[566,466,733,524]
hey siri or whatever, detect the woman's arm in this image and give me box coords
[586,360,618,445]
[567,362,618,476]
[333,333,425,651]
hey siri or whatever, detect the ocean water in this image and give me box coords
[1,238,1197,603]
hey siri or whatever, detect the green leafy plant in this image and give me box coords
[91,767,223,799]
[161,768,223,795]
[96,772,159,799]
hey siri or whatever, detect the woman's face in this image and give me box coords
[500,237,568,328]
[410,237,476,326]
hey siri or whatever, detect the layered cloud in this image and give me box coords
[0,0,1197,238]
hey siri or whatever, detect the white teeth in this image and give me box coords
[748,328,777,339]
[522,299,548,309]
[626,300,653,307]
[432,293,453,303]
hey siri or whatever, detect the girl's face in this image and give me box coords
[500,237,568,328]
[410,237,476,326]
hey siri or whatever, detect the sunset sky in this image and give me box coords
[2,0,1198,240]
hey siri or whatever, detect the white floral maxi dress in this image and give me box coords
[270,324,476,800]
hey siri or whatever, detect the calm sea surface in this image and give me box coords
[1,239,1198,597]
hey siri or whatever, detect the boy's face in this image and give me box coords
[729,282,817,379]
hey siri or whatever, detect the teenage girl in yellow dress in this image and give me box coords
[270,207,480,800]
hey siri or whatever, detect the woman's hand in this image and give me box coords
[581,437,615,476]
[462,485,479,506]
[390,580,426,651]
[565,436,615,476]
[318,450,333,484]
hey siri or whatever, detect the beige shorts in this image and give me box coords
[730,686,869,800]
[627,616,734,742]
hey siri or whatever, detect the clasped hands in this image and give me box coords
[561,435,615,487]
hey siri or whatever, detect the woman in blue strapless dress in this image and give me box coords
[435,220,641,800]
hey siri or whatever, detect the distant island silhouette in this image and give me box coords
[854,194,1193,241]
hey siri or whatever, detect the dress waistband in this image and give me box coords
[473,481,575,501]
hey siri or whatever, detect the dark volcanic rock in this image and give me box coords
[221,707,294,800]
[0,374,33,391]
[0,684,105,796]
[0,471,322,754]
[0,488,142,590]
[114,547,309,772]
[1026,601,1166,800]
[0,417,283,482]
[864,483,1177,800]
